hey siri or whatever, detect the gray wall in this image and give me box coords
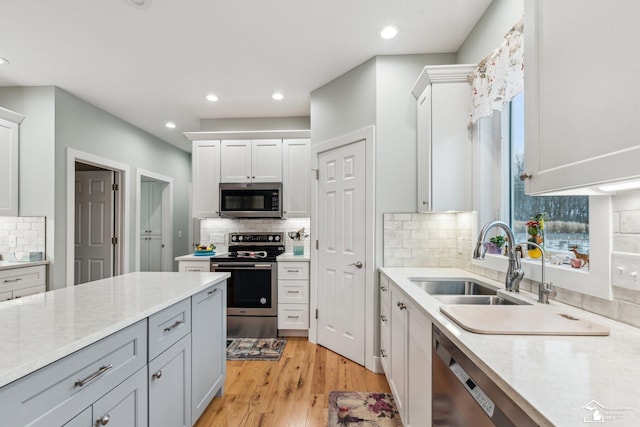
[457,0,524,64]
[200,116,310,132]
[0,86,192,289]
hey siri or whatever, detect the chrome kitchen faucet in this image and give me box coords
[473,221,524,293]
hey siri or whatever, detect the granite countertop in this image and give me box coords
[379,267,640,427]
[277,253,311,262]
[0,271,229,388]
[0,260,49,271]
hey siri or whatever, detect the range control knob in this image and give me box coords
[268,235,273,241]
[275,235,280,241]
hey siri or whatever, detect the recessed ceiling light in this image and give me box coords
[271,92,284,101]
[378,24,399,40]
[165,122,176,129]
[0,57,9,65]
[205,93,219,102]
[127,0,146,6]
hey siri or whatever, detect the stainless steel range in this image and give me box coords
[210,232,284,338]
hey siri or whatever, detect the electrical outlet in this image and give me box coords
[9,236,17,247]
[457,237,464,254]
[177,230,183,239]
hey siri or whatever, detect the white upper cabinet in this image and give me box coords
[412,65,475,212]
[524,0,640,194]
[0,107,24,216]
[220,139,282,183]
[282,139,310,218]
[192,140,221,218]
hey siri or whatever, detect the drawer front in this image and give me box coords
[148,298,191,360]
[278,279,308,304]
[278,304,309,329]
[178,261,210,272]
[8,320,147,427]
[0,265,46,292]
[12,284,46,299]
[277,262,309,280]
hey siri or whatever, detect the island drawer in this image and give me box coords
[0,319,147,427]
[148,298,192,360]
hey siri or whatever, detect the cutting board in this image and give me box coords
[440,305,610,336]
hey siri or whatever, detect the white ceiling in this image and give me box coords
[0,0,491,151]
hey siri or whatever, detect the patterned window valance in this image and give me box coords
[468,18,524,124]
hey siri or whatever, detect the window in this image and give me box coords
[508,93,590,254]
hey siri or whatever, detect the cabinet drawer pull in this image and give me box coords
[152,370,163,380]
[97,414,111,425]
[287,290,300,294]
[163,319,184,333]
[287,315,300,319]
[380,286,387,292]
[207,288,219,295]
[396,302,406,310]
[74,364,113,387]
[286,269,300,273]
[3,278,22,283]
[380,315,387,322]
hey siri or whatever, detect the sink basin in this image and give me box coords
[408,279,497,296]
[432,295,530,306]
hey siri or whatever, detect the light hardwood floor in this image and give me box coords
[194,337,391,427]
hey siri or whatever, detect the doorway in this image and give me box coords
[310,126,375,371]
[66,149,130,287]
[136,169,173,272]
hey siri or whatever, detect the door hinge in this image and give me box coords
[312,169,319,180]
[112,183,119,191]
[112,237,118,245]
[315,240,319,250]
[315,309,318,319]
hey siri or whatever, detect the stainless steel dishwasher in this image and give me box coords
[432,325,538,427]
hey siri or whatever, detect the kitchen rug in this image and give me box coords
[226,338,286,361]
[328,391,402,426]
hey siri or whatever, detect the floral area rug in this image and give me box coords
[226,338,286,361]
[328,391,402,426]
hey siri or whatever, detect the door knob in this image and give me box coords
[349,261,363,269]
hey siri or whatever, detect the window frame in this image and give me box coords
[471,104,612,300]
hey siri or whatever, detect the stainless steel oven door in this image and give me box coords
[210,262,277,316]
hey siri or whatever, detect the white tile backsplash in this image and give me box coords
[199,217,310,254]
[0,216,46,259]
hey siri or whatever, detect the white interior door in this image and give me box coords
[75,170,114,285]
[317,140,366,365]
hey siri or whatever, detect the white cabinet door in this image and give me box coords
[220,140,252,183]
[221,139,282,183]
[192,140,221,217]
[148,334,192,427]
[141,181,163,234]
[389,284,407,424]
[406,300,432,427]
[379,274,391,375]
[0,111,21,216]
[413,65,474,212]
[524,0,640,194]
[191,284,226,422]
[251,139,282,182]
[282,139,310,217]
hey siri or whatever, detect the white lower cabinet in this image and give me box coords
[0,264,47,301]
[91,366,148,427]
[380,272,432,427]
[178,260,210,272]
[191,283,226,422]
[278,261,310,333]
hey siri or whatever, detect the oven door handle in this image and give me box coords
[211,263,273,270]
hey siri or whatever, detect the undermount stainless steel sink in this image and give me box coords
[432,295,530,305]
[408,279,498,296]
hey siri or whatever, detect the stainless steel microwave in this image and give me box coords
[219,182,283,218]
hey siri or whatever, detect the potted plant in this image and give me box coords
[486,234,506,254]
